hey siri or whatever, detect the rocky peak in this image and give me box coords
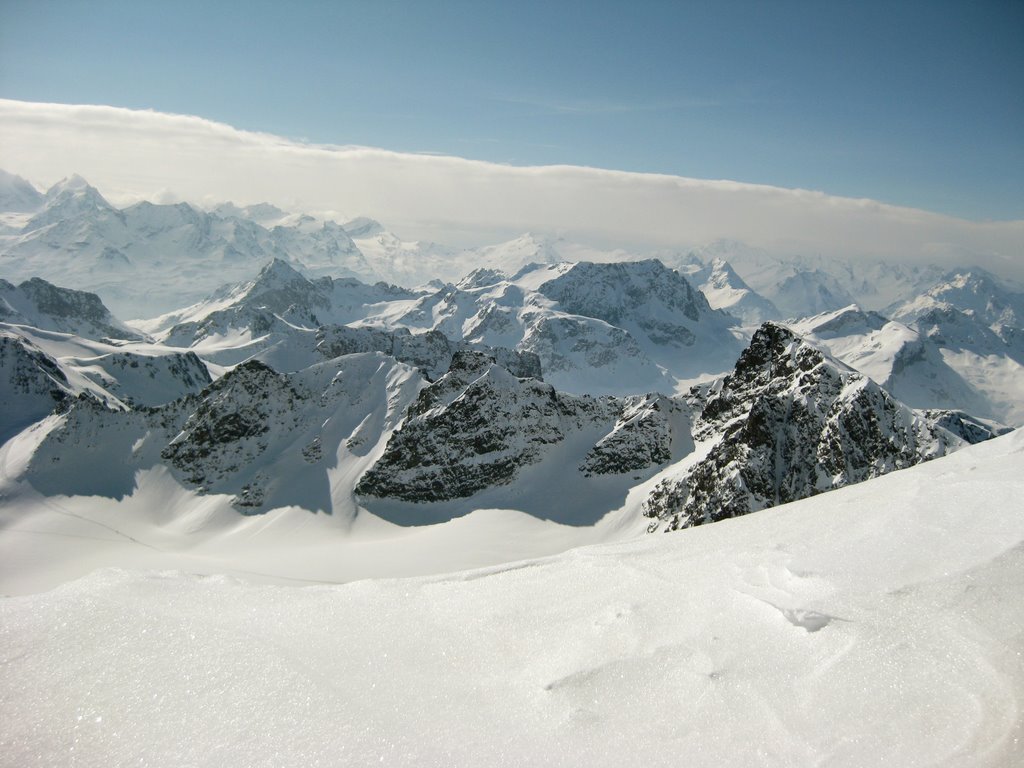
[0,332,74,435]
[539,259,709,326]
[645,322,1005,532]
[701,322,825,417]
[356,350,623,503]
[26,175,118,230]
[161,360,305,491]
[0,277,137,340]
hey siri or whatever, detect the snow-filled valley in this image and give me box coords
[1,170,1023,766]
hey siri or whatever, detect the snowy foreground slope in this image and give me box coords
[2,430,1023,768]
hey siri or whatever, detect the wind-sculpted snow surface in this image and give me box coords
[643,323,1008,531]
[3,430,1023,767]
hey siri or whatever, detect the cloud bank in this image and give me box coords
[1,99,1022,277]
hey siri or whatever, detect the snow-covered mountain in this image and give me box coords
[0,331,76,438]
[0,276,140,340]
[679,256,781,324]
[684,239,946,316]
[0,176,376,318]
[881,269,1024,425]
[889,268,1024,345]
[788,305,991,418]
[372,259,745,394]
[1,175,1019,562]
[644,322,1005,531]
[132,256,745,395]
[8,306,1000,535]
[141,260,542,381]
[0,169,45,214]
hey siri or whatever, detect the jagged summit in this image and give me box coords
[26,175,117,229]
[0,276,138,340]
[643,322,1005,531]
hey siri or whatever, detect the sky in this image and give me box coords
[1,0,1021,222]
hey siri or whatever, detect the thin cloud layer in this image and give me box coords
[1,99,1022,278]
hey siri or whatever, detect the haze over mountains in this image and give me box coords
[2,167,1023,766]
[1,168,1020,571]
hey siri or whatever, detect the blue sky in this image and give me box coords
[1,0,1021,220]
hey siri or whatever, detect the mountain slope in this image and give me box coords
[2,429,1022,767]
[644,322,1006,531]
[685,257,781,325]
[0,178,375,318]
[376,259,744,395]
[788,305,992,418]
[0,332,76,437]
[0,277,140,340]
[0,169,44,214]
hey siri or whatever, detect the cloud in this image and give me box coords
[1,98,1022,278]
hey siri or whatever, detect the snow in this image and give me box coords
[2,430,1022,767]
[2,171,1023,765]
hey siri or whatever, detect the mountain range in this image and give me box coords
[1,170,1021,595]
[2,169,1022,767]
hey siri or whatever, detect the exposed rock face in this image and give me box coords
[580,394,687,477]
[355,352,615,502]
[355,351,689,503]
[0,277,138,340]
[643,323,1007,532]
[161,360,302,491]
[315,325,542,381]
[0,332,74,434]
[537,259,709,330]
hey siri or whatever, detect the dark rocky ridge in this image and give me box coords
[644,323,1008,531]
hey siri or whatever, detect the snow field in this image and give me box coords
[2,430,1022,767]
